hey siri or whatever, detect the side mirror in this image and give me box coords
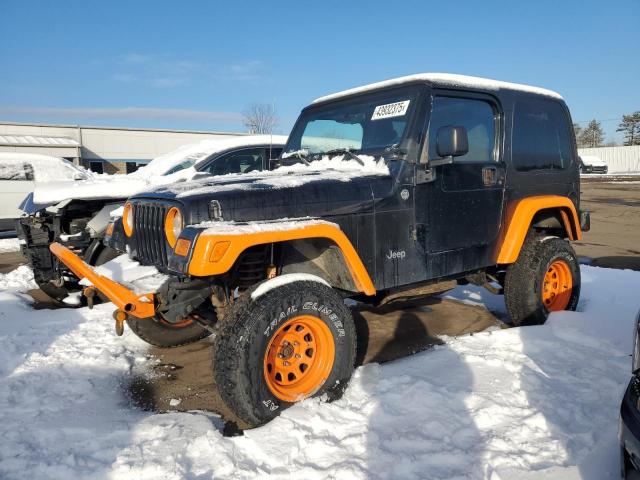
[428,125,469,167]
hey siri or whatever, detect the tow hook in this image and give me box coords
[113,310,127,336]
[83,287,97,309]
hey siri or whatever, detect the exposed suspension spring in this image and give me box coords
[234,245,270,290]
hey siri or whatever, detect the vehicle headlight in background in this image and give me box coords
[165,207,183,248]
[633,310,640,373]
[123,202,134,237]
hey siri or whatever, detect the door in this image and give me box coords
[0,162,35,220]
[425,94,505,274]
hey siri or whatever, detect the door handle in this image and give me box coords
[482,166,498,186]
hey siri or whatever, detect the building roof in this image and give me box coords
[312,73,563,104]
[0,134,80,147]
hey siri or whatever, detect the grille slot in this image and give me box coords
[133,202,169,267]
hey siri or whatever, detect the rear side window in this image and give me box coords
[512,99,572,171]
[0,162,34,181]
[428,96,496,163]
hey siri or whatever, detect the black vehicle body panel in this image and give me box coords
[621,378,640,475]
[119,79,580,295]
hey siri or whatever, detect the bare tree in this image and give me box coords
[242,102,278,134]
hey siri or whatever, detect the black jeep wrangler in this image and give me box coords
[50,73,589,428]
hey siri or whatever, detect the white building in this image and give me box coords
[0,121,244,174]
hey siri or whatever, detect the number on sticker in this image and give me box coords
[371,100,410,121]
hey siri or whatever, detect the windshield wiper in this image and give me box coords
[324,148,365,166]
[281,149,311,166]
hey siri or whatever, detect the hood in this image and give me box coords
[132,155,393,223]
[30,167,202,205]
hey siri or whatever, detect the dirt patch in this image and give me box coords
[125,296,501,425]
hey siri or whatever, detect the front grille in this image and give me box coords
[133,202,169,267]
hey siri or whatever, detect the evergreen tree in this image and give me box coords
[616,111,640,146]
[573,123,582,141]
[578,119,604,148]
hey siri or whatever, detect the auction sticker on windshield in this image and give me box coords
[371,100,410,120]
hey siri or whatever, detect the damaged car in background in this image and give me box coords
[16,135,286,304]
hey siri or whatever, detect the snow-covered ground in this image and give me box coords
[0,264,638,479]
[0,237,21,253]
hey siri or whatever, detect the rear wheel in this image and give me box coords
[504,235,580,326]
[126,314,212,348]
[214,279,356,428]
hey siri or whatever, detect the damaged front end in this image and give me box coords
[17,196,124,303]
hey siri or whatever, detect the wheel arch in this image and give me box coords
[187,224,376,296]
[497,195,582,264]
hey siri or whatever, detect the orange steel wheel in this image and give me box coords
[264,315,335,402]
[542,260,573,311]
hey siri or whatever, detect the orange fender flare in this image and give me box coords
[187,223,376,296]
[497,195,582,264]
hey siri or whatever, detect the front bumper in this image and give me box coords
[620,378,640,475]
[49,242,155,318]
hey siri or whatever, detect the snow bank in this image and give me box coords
[0,264,638,479]
[0,238,21,253]
[313,73,563,104]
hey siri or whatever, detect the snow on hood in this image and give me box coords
[580,155,607,167]
[166,154,390,199]
[31,135,288,205]
[313,72,563,104]
[190,217,337,236]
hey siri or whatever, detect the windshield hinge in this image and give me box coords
[416,166,436,184]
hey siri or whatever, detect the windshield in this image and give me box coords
[285,87,418,157]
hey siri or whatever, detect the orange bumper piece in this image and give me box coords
[49,242,155,319]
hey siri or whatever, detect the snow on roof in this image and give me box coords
[0,134,80,147]
[312,73,563,104]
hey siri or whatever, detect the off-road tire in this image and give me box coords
[504,234,580,326]
[214,280,356,428]
[126,316,212,348]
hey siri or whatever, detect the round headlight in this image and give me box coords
[165,207,183,247]
[123,202,134,237]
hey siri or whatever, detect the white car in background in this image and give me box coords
[579,155,608,174]
[16,134,287,304]
[0,153,92,231]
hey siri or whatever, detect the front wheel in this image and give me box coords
[214,279,356,428]
[504,235,581,326]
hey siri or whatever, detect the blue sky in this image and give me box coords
[1,0,638,141]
